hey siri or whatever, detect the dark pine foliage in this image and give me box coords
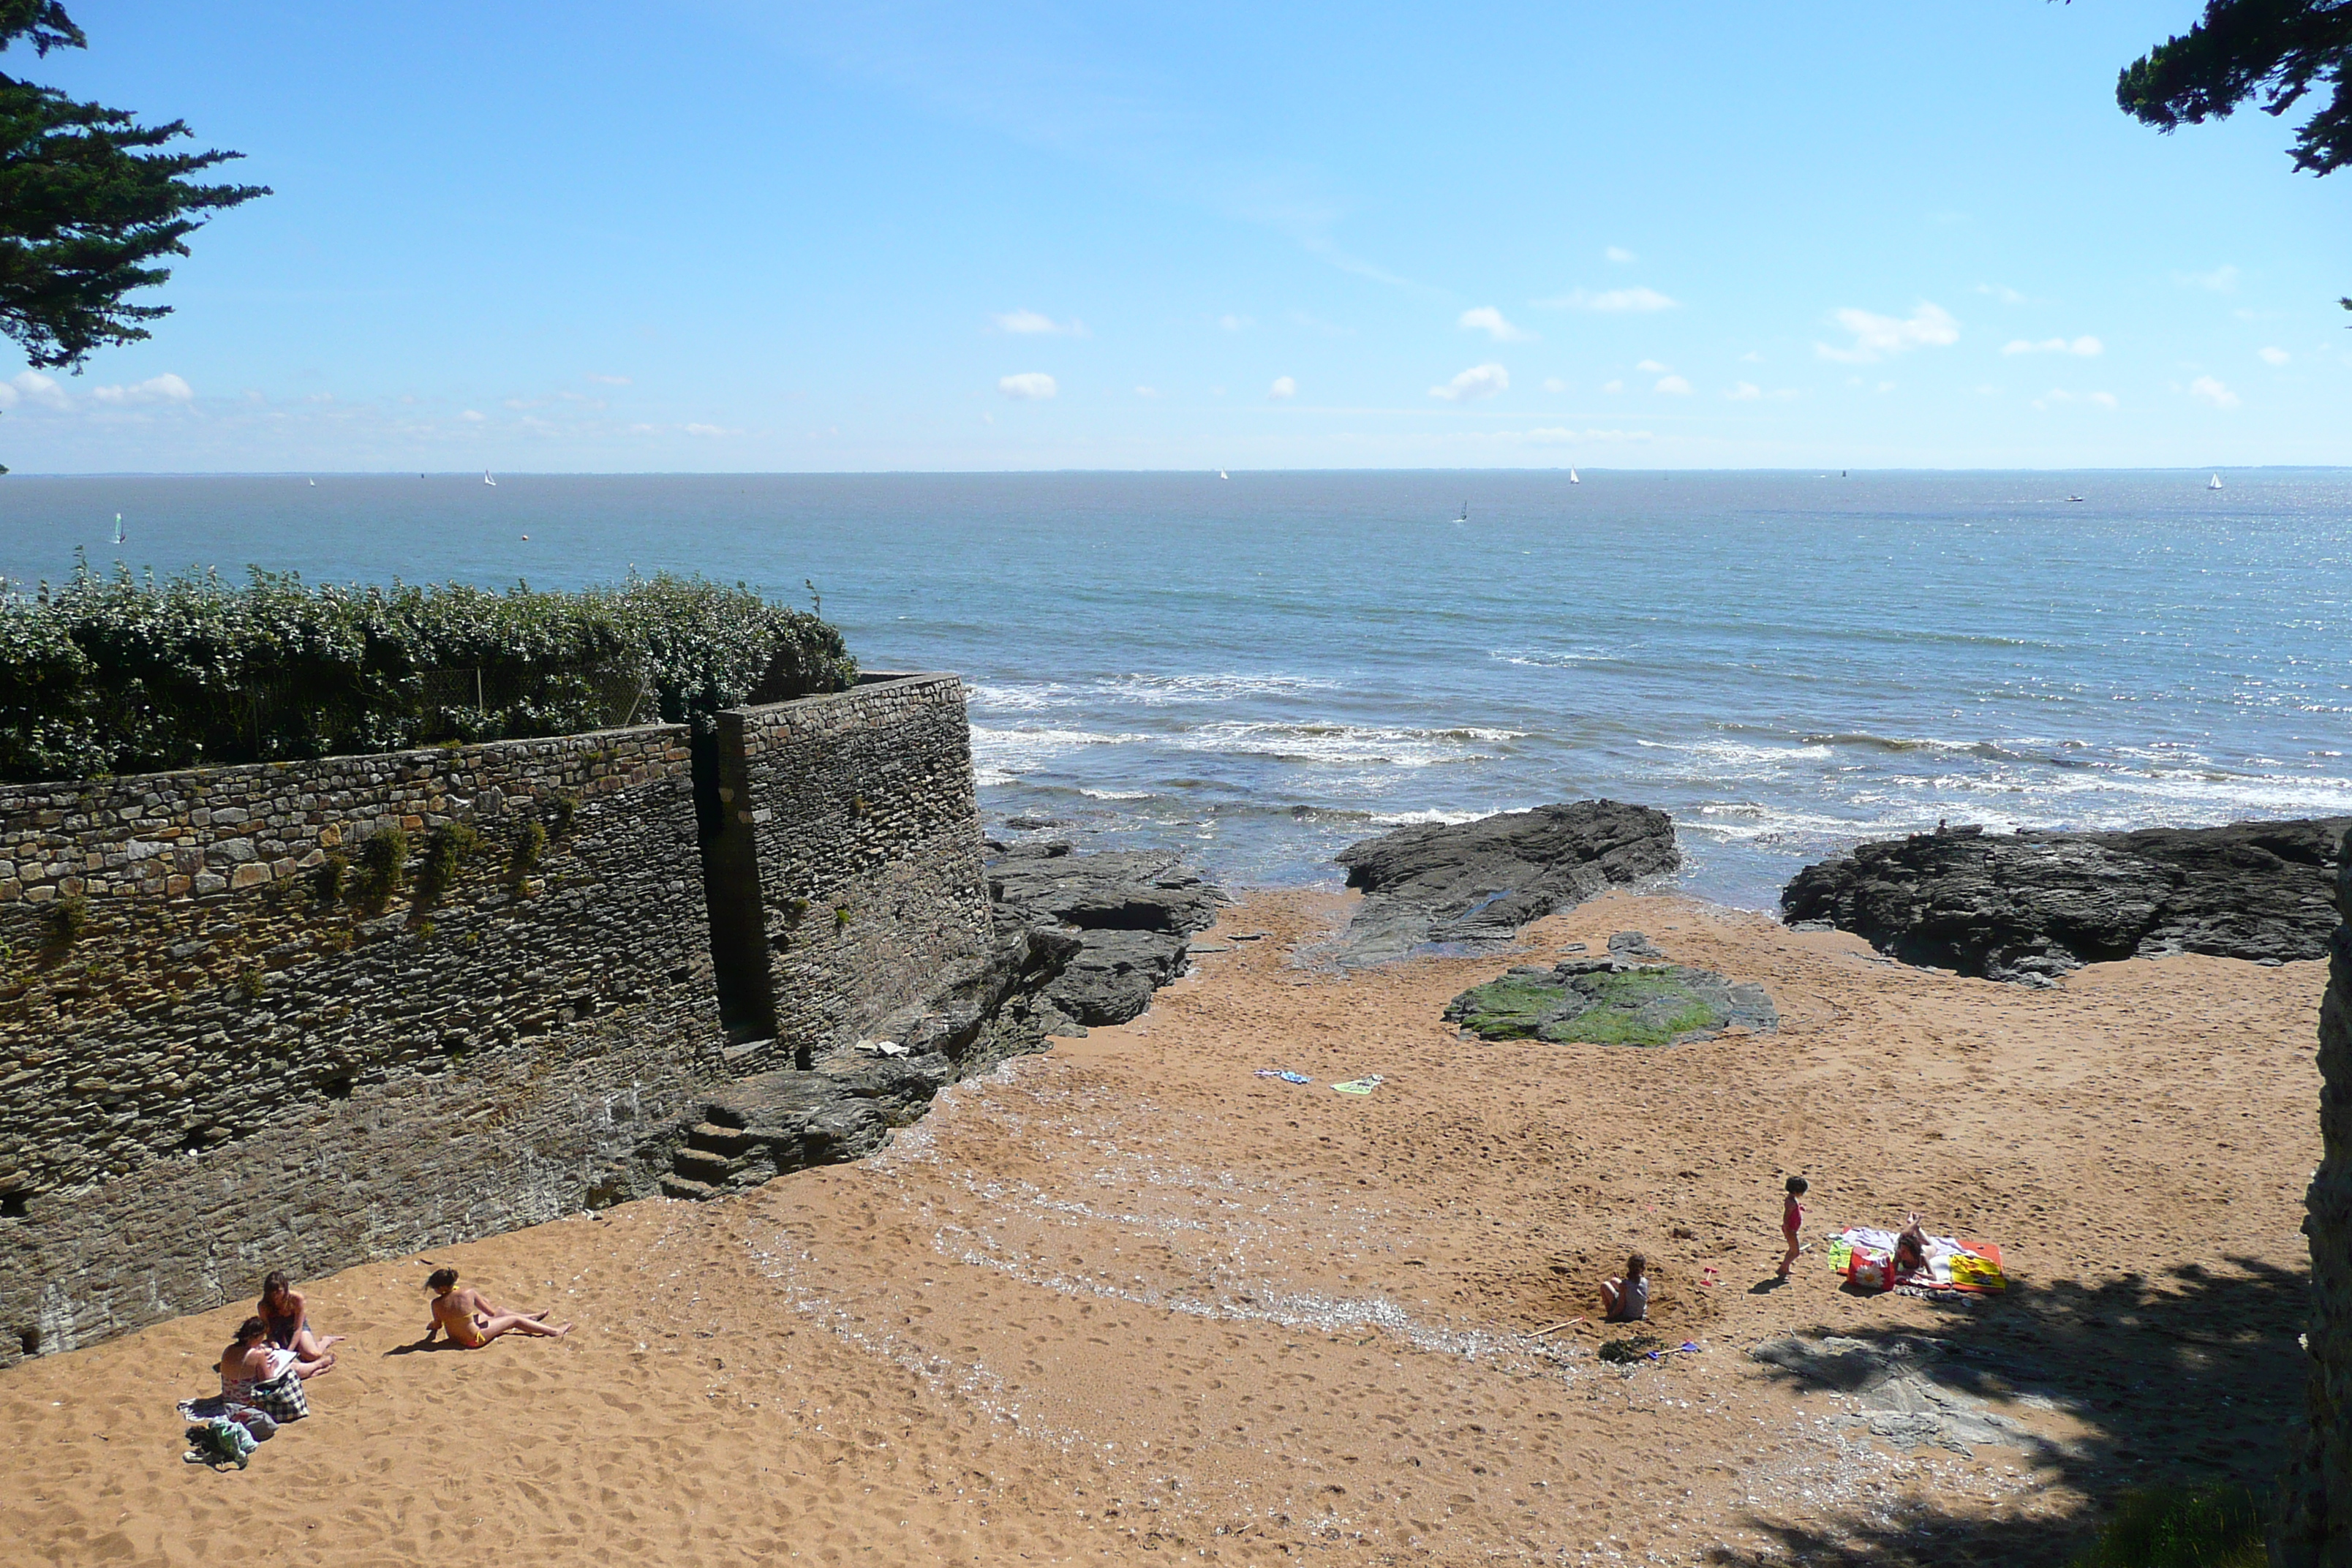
[0,2,270,377]
[2114,0,2352,309]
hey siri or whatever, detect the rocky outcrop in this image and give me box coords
[988,842,1224,1027]
[1781,817,2351,984]
[2276,828,2352,1568]
[1329,801,1679,967]
[1444,949,1776,1047]
[653,843,1223,1199]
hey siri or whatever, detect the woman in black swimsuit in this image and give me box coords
[257,1270,344,1368]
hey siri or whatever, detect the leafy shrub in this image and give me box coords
[510,819,546,889]
[313,852,349,903]
[352,827,407,913]
[2071,1484,2265,1568]
[235,963,265,1000]
[0,560,856,783]
[549,794,578,840]
[46,893,87,946]
[415,822,481,908]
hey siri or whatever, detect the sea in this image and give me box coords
[1,469,2345,911]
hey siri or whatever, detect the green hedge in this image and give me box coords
[0,562,856,783]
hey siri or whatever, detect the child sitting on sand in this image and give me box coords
[1601,1254,1649,1322]
[423,1267,572,1347]
[1779,1175,1808,1278]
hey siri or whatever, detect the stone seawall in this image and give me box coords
[722,672,992,1070]
[0,674,987,1365]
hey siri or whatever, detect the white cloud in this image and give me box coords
[1771,388,1801,402]
[1268,375,1297,399]
[1428,363,1509,401]
[1726,382,1763,401]
[1816,303,1959,363]
[1635,359,1670,374]
[1538,285,1678,312]
[1738,350,1763,363]
[1216,314,1252,331]
[1134,384,1160,398]
[0,371,67,410]
[2001,336,2103,357]
[998,372,1058,400]
[2189,374,2240,408]
[2090,391,2118,408]
[683,422,739,437]
[461,410,486,422]
[1654,374,1692,395]
[1458,306,1535,342]
[1601,379,1624,394]
[1541,377,1567,393]
[1975,284,2030,304]
[2180,265,2241,293]
[1605,246,1636,264]
[585,372,631,385]
[90,373,194,405]
[992,309,1086,336]
[2259,346,2291,366]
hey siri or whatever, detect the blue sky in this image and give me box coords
[2,0,2346,471]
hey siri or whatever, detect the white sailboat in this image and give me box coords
[113,513,124,546]
[1218,469,1229,480]
[1568,467,1580,483]
[308,478,316,487]
[483,470,497,487]
[2207,472,2223,491]
[1455,499,1469,523]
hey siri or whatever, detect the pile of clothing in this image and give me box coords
[177,1393,287,1469]
[1828,1226,2005,1296]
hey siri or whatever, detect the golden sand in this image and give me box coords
[0,889,2319,1566]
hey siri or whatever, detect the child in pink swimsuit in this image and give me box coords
[1779,1175,1808,1278]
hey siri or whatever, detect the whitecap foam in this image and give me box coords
[1168,720,1522,768]
[968,725,1150,780]
[1367,807,1496,827]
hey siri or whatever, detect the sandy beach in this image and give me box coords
[0,888,2320,1567]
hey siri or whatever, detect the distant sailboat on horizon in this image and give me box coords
[1218,469,1229,480]
[2208,472,2224,490]
[483,470,497,486]
[1569,467,1580,483]
[1456,499,1469,523]
[113,513,124,546]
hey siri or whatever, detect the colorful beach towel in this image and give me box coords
[1332,1075,1384,1095]
[1832,1226,2005,1294]
[1254,1069,1313,1085]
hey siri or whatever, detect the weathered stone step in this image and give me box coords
[671,1147,741,1185]
[657,1174,720,1202]
[685,1122,755,1157]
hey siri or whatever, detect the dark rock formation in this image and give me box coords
[1444,956,1776,1047]
[2277,828,2352,1568]
[1781,817,2351,984]
[987,841,1225,1027]
[1330,801,1679,966]
[655,843,1224,1199]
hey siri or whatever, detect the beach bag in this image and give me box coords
[184,1418,256,1469]
[1825,1236,1852,1273]
[1847,1248,1893,1292]
[245,1370,309,1424]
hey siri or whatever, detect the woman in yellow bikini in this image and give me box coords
[423,1267,571,1346]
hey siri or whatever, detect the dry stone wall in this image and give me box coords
[719,673,992,1068]
[0,674,990,1365]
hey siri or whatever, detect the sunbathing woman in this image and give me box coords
[423,1267,571,1346]
[258,1270,343,1367]
[1893,1213,1931,1278]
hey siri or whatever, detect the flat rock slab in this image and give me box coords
[1330,800,1679,967]
[1444,957,1776,1047]
[1749,1335,2032,1457]
[985,840,1227,1027]
[1781,816,2352,984]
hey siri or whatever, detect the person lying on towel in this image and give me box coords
[1893,1214,1931,1278]
[423,1267,572,1347]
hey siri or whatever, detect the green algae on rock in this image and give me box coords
[1443,957,1778,1047]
